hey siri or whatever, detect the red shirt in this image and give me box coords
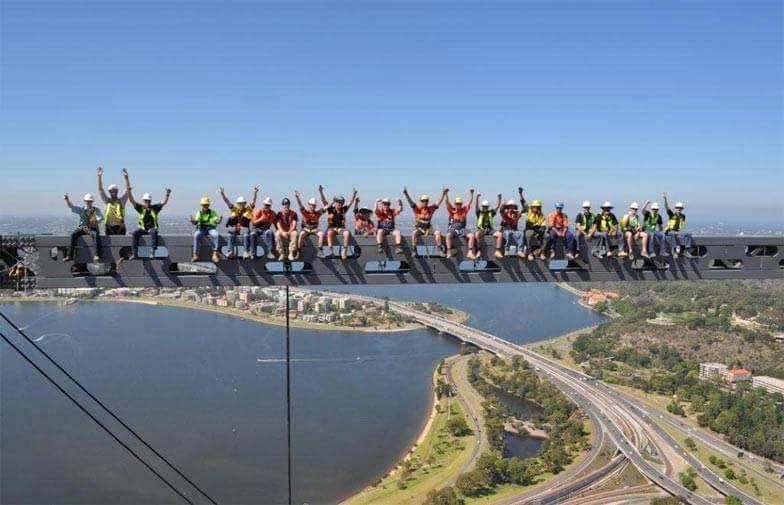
[376,206,401,224]
[276,210,298,231]
[501,208,522,230]
[252,208,277,228]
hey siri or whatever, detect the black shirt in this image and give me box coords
[134,203,163,230]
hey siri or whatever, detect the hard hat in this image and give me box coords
[142,193,152,201]
[481,199,489,207]
[107,184,118,192]
[630,201,639,209]
[601,201,613,208]
[582,201,591,208]
[359,206,372,212]
[200,197,211,206]
[236,196,247,204]
[506,199,517,207]
[334,195,345,203]
[420,194,429,201]
[675,201,684,208]
[650,202,660,210]
[281,198,291,205]
[307,197,317,205]
[263,197,273,206]
[555,202,565,209]
[381,197,391,204]
[531,199,542,207]
[454,197,463,204]
[83,193,94,202]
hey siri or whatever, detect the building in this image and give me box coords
[216,299,229,307]
[725,368,752,384]
[752,376,784,396]
[699,362,728,379]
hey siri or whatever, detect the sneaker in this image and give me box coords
[592,250,603,259]
[287,252,296,261]
[672,252,680,259]
[648,252,657,258]
[267,252,278,260]
[628,254,635,261]
[62,256,72,262]
[341,247,349,260]
[242,251,252,260]
[445,249,453,259]
[494,249,504,259]
[226,251,236,259]
[211,252,220,263]
[318,248,326,258]
[641,252,650,259]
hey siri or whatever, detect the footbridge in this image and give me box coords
[1,234,782,289]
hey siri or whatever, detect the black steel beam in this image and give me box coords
[13,234,781,288]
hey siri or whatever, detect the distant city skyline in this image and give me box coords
[1,0,782,219]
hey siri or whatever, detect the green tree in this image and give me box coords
[725,468,736,480]
[454,469,486,497]
[725,496,742,505]
[476,452,505,486]
[423,487,465,505]
[446,416,471,437]
[679,471,697,491]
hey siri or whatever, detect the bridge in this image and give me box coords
[1,234,782,289]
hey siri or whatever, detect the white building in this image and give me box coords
[699,362,728,379]
[752,376,784,396]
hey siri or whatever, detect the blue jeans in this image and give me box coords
[548,228,577,253]
[502,229,525,250]
[593,231,619,255]
[646,230,665,254]
[193,228,220,254]
[251,227,276,255]
[665,231,693,253]
[227,227,251,252]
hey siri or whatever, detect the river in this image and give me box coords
[0,284,605,504]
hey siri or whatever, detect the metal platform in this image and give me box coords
[1,233,778,288]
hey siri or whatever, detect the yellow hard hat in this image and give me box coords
[531,199,542,207]
[420,194,429,201]
[200,197,211,206]
[454,197,463,204]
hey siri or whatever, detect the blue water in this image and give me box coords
[0,287,604,504]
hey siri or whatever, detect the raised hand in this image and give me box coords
[518,186,524,194]
[294,190,301,198]
[121,168,128,177]
[318,184,324,192]
[253,186,259,193]
[64,193,69,200]
[97,166,103,176]
[469,188,475,194]
[165,188,172,195]
[219,186,226,195]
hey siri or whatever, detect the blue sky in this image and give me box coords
[1,0,782,222]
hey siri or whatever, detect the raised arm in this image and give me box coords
[318,185,328,207]
[219,187,233,209]
[494,193,503,212]
[250,186,259,208]
[160,188,172,207]
[662,192,672,213]
[435,187,448,207]
[294,191,305,211]
[346,188,358,208]
[64,193,77,211]
[125,170,137,206]
[642,199,651,212]
[518,186,527,211]
[475,193,481,213]
[467,188,475,208]
[96,166,108,203]
[402,186,416,207]
[396,198,404,214]
[444,188,452,209]
[374,198,382,212]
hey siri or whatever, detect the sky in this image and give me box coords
[1,0,782,223]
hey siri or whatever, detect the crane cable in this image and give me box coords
[0,311,218,505]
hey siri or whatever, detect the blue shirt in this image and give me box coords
[70,204,104,228]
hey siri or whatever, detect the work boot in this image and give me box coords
[341,246,349,260]
[62,256,72,262]
[191,253,199,262]
[527,253,535,261]
[243,251,252,260]
[211,251,220,263]
[128,254,138,261]
[226,250,236,259]
[566,252,575,260]
[684,250,694,259]
[516,250,526,259]
[267,251,278,260]
[394,244,404,255]
[618,250,628,257]
[538,251,547,260]
[640,252,650,259]
[494,248,504,259]
[445,249,453,259]
[549,250,556,259]
[377,244,385,254]
[93,255,100,262]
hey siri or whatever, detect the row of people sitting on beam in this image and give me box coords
[62,168,693,263]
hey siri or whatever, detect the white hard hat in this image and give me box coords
[142,193,152,201]
[630,201,639,209]
[481,199,490,207]
[83,193,94,202]
[381,197,391,204]
[263,197,272,205]
[235,196,247,204]
[307,197,317,205]
[107,184,118,192]
[601,201,613,208]
[675,201,684,208]
[506,199,516,206]
[582,200,591,208]
[650,202,660,210]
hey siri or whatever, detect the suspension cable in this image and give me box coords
[0,311,218,505]
[0,328,194,504]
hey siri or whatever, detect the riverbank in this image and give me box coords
[0,295,467,333]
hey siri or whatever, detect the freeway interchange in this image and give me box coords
[343,293,781,505]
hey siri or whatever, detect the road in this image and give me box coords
[443,356,486,484]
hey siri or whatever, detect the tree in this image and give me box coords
[725,468,736,480]
[446,416,471,437]
[684,437,697,451]
[423,487,465,505]
[476,452,505,486]
[679,471,697,491]
[455,469,486,497]
[725,496,742,505]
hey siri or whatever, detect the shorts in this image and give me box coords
[379,221,396,232]
[447,224,467,237]
[302,226,320,234]
[415,222,432,235]
[328,227,346,233]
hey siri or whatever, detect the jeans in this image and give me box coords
[251,227,276,256]
[593,231,619,255]
[105,224,126,236]
[227,227,251,252]
[665,231,693,253]
[646,230,665,254]
[502,229,525,250]
[193,228,220,254]
[69,227,101,259]
[548,229,577,253]
[132,228,159,257]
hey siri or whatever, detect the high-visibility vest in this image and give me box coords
[577,212,594,231]
[666,213,686,232]
[596,213,617,232]
[138,207,159,230]
[476,210,494,231]
[643,212,661,231]
[105,201,125,222]
[525,210,546,229]
[620,214,639,232]
[194,209,219,228]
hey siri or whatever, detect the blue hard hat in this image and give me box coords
[555,202,565,209]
